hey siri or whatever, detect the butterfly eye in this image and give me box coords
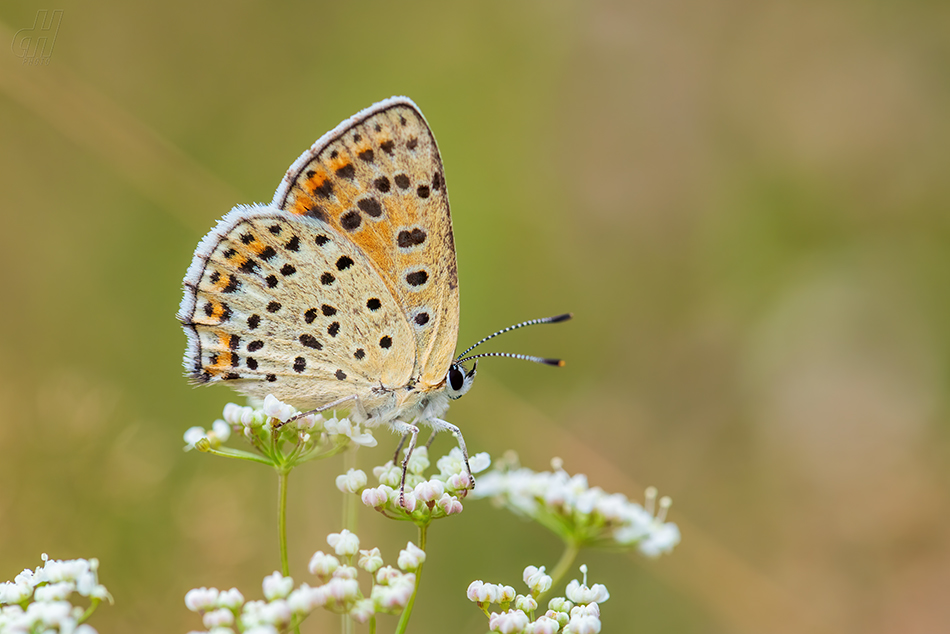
[448,365,465,392]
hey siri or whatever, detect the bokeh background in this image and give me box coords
[2,1,950,632]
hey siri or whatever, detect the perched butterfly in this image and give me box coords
[178,97,569,496]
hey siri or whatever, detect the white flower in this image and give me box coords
[563,612,601,634]
[399,490,418,512]
[332,566,358,580]
[413,478,444,502]
[515,594,537,612]
[0,580,33,603]
[358,548,384,573]
[406,446,430,474]
[287,584,326,612]
[349,598,375,623]
[262,572,293,600]
[203,607,235,627]
[526,615,561,634]
[222,403,247,425]
[397,542,426,572]
[469,452,492,473]
[565,578,609,605]
[308,551,340,578]
[327,530,360,557]
[185,587,220,611]
[262,394,296,423]
[33,581,74,602]
[361,485,391,508]
[467,580,490,603]
[446,472,472,491]
[210,419,231,443]
[324,417,377,447]
[523,566,553,595]
[547,597,574,613]
[335,468,368,493]
[217,587,244,610]
[371,575,414,610]
[323,578,359,603]
[637,522,681,558]
[570,603,600,619]
[183,426,207,450]
[488,608,530,633]
[375,566,404,585]
[373,464,403,488]
[436,493,463,515]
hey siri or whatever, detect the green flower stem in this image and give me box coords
[198,444,275,466]
[343,446,359,533]
[277,468,290,577]
[540,540,580,603]
[77,598,100,623]
[394,524,428,634]
[369,615,376,634]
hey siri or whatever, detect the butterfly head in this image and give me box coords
[445,313,573,400]
[445,361,478,400]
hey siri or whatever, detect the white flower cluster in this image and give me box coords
[473,457,680,557]
[184,531,421,633]
[0,555,111,633]
[468,565,608,634]
[354,446,491,519]
[183,395,376,460]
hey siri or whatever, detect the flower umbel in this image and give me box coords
[185,533,417,632]
[468,564,608,634]
[0,554,111,633]
[351,446,491,524]
[181,395,376,471]
[473,454,680,556]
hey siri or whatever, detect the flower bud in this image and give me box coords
[515,594,538,612]
[436,493,464,515]
[488,608,529,633]
[523,566,553,595]
[308,551,340,578]
[262,572,293,600]
[397,542,426,572]
[327,530,360,557]
[335,468,368,493]
[413,479,445,502]
[217,587,244,609]
[526,616,561,634]
[185,586,221,612]
[358,548,384,574]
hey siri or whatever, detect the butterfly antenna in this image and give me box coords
[455,313,572,363]
[456,351,565,367]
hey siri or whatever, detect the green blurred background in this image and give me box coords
[2,1,950,632]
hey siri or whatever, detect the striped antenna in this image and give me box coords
[455,313,572,362]
[455,351,566,367]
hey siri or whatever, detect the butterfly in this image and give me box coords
[178,96,569,496]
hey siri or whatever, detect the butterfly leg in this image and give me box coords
[285,394,368,427]
[390,420,419,508]
[430,418,475,493]
[424,429,438,449]
[392,433,410,464]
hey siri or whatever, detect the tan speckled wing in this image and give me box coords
[274,98,459,389]
[179,206,416,410]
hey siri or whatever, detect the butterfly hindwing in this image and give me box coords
[274,97,460,389]
[179,206,416,409]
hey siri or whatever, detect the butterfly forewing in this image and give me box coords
[180,207,415,409]
[275,98,460,389]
